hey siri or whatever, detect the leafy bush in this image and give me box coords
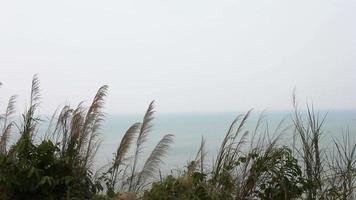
[0,76,104,199]
[143,146,305,200]
[0,140,98,199]
[251,147,305,199]
[143,171,212,200]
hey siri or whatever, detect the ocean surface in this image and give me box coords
[95,110,356,172]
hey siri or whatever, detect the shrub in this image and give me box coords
[0,76,105,199]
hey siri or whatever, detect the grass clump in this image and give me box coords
[0,76,174,199]
[0,76,106,199]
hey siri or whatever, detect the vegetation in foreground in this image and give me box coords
[0,76,355,200]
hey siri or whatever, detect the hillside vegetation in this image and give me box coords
[0,76,355,200]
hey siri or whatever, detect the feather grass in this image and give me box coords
[0,95,16,154]
[135,134,174,191]
[82,85,108,167]
[129,101,155,191]
[108,122,141,191]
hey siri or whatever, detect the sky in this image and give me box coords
[0,0,355,114]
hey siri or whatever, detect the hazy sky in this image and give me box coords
[0,0,355,114]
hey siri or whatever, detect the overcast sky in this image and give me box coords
[0,0,355,114]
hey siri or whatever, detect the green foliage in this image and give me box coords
[0,76,104,199]
[0,139,99,199]
[144,146,306,200]
[252,146,305,200]
[143,172,212,200]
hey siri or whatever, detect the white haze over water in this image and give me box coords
[1,0,355,172]
[96,111,356,171]
[1,0,356,114]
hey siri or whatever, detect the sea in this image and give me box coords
[95,110,356,173]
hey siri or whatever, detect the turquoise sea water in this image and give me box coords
[96,110,356,172]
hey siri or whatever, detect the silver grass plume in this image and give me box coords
[22,75,41,142]
[135,134,174,191]
[108,123,141,190]
[0,95,17,154]
[129,101,155,191]
[114,122,141,170]
[81,85,108,167]
[193,135,206,174]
